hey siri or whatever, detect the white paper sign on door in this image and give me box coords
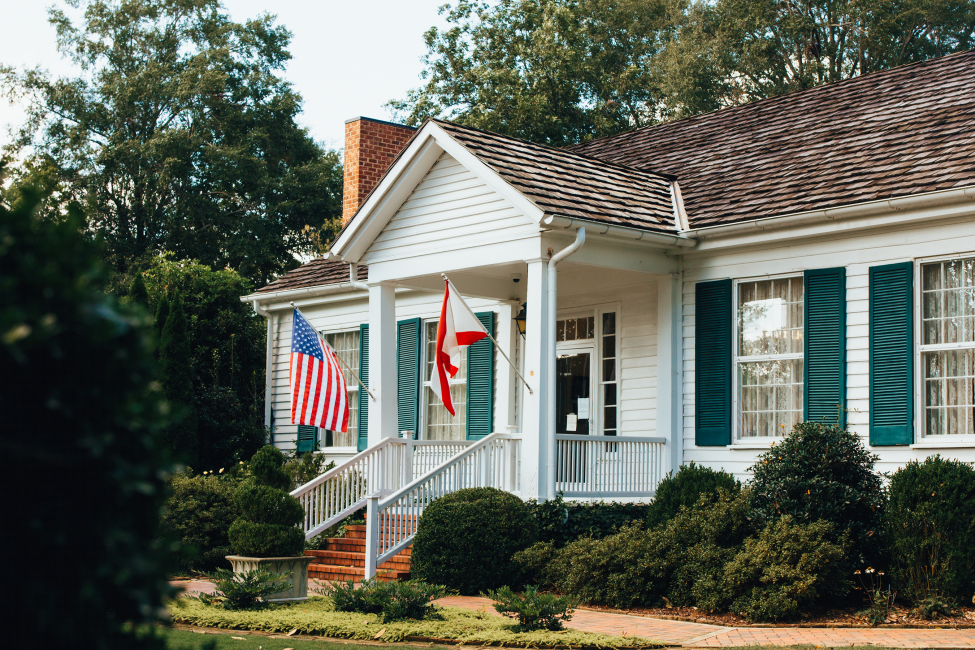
[577,398,590,419]
[566,414,578,432]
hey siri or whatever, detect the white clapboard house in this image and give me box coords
[242,51,975,578]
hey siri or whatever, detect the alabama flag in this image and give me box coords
[432,279,489,415]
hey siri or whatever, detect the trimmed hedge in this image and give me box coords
[528,494,649,547]
[161,471,242,573]
[646,462,740,529]
[411,487,538,594]
[885,456,975,603]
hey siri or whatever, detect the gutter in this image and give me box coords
[685,185,975,239]
[542,215,696,248]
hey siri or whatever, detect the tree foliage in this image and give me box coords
[1,191,175,648]
[3,0,343,285]
[140,255,267,471]
[391,0,975,145]
[160,289,198,465]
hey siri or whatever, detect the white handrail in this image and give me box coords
[554,434,666,498]
[364,432,522,578]
[290,438,474,539]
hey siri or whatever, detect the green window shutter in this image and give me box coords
[804,267,847,427]
[695,279,732,446]
[466,312,495,440]
[869,261,914,445]
[397,318,422,439]
[357,324,369,452]
[296,425,318,453]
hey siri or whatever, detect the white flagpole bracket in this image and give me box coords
[440,275,533,395]
[291,302,376,402]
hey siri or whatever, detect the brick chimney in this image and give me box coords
[342,117,417,224]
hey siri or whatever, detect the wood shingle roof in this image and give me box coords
[569,50,975,228]
[254,258,366,295]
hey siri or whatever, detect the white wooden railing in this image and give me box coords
[290,438,473,539]
[364,432,522,578]
[555,434,666,498]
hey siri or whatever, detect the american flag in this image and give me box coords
[290,309,349,433]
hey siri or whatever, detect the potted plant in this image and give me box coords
[226,445,314,602]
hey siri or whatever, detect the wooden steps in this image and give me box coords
[305,524,412,583]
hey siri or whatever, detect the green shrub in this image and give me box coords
[512,541,560,588]
[527,494,650,547]
[484,585,580,631]
[284,451,335,490]
[552,489,752,609]
[885,456,975,603]
[161,470,243,573]
[318,577,448,622]
[645,463,740,529]
[724,517,850,622]
[229,446,305,557]
[200,566,291,610]
[749,422,884,569]
[2,193,174,647]
[412,487,538,594]
[911,595,959,619]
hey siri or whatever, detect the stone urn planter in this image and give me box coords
[226,554,315,602]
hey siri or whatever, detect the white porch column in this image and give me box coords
[368,282,398,444]
[494,302,518,433]
[520,259,551,500]
[657,274,683,474]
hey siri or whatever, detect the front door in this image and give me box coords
[555,348,593,483]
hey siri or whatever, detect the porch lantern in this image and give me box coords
[514,303,527,335]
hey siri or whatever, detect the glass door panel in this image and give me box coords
[556,350,591,483]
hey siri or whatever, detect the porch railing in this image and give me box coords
[555,434,666,498]
[290,438,473,539]
[365,432,522,578]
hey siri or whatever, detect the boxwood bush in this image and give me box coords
[411,487,538,594]
[885,456,975,603]
[645,462,741,529]
[228,446,305,557]
[528,494,649,547]
[749,421,884,570]
[161,470,243,573]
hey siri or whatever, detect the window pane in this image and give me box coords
[946,260,963,289]
[739,278,803,356]
[604,406,617,430]
[565,318,576,341]
[603,359,616,382]
[586,317,595,338]
[603,312,616,335]
[604,382,617,406]
[922,263,941,291]
[602,335,615,359]
[738,359,803,437]
[557,320,565,342]
[324,330,361,445]
[922,349,975,435]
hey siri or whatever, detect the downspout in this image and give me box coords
[252,300,275,440]
[546,227,586,500]
[348,262,369,291]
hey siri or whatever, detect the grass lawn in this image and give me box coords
[163,627,429,649]
[168,596,661,648]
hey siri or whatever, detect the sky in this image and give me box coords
[0,0,452,152]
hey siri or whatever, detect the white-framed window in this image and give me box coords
[322,329,359,447]
[733,275,804,439]
[918,256,975,438]
[420,320,468,441]
[554,305,619,437]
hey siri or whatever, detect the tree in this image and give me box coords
[392,0,975,145]
[709,0,975,103]
[160,289,198,466]
[142,256,266,470]
[3,0,343,286]
[154,290,170,343]
[129,271,149,309]
[1,190,175,648]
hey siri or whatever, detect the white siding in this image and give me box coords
[681,216,975,479]
[360,152,538,265]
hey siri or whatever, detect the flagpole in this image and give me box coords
[441,275,533,395]
[290,303,376,402]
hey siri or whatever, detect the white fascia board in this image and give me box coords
[330,121,545,263]
[686,185,975,252]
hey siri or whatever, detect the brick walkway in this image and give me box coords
[171,581,975,647]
